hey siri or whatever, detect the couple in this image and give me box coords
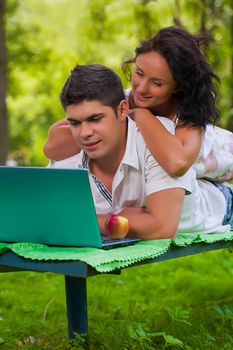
[49,63,233,239]
[45,26,233,184]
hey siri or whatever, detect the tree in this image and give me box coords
[0,0,8,165]
[4,0,233,165]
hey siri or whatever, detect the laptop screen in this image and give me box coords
[0,166,103,247]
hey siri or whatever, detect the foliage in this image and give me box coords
[0,249,232,349]
[4,0,233,165]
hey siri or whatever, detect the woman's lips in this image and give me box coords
[134,92,152,102]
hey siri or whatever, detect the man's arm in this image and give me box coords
[97,187,185,240]
[124,188,185,239]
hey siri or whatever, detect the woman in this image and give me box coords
[43,26,233,182]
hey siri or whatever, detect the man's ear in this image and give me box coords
[117,100,129,121]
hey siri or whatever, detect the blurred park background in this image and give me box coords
[0,2,233,348]
[0,0,232,166]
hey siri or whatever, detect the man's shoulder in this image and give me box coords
[127,117,147,155]
[49,153,82,169]
[128,116,175,160]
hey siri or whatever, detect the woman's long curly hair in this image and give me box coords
[122,26,220,128]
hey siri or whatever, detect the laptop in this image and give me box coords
[0,166,140,249]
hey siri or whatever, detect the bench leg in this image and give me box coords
[65,276,88,347]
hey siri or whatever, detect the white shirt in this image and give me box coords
[50,117,230,234]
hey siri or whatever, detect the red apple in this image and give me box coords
[105,215,129,239]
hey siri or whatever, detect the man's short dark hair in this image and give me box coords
[60,64,125,113]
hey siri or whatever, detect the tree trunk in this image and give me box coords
[173,0,184,28]
[0,0,8,165]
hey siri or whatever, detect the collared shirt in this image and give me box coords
[50,117,191,213]
[50,117,230,234]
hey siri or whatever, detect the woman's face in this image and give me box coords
[131,51,177,109]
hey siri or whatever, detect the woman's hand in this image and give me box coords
[128,108,153,123]
[129,107,177,122]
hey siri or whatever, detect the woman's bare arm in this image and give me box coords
[132,108,202,176]
[43,119,80,160]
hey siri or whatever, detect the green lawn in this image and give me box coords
[0,249,232,349]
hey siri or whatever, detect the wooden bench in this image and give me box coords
[0,240,232,349]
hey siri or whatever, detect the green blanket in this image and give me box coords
[0,231,232,272]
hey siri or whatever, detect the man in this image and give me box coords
[50,64,231,239]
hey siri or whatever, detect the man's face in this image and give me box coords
[66,100,127,162]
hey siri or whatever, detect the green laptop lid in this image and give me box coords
[0,166,102,247]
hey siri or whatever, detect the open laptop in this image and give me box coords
[0,166,140,249]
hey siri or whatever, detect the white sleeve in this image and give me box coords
[145,149,192,196]
[155,116,175,134]
[48,154,82,169]
[143,117,193,196]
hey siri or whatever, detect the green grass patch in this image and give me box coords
[0,249,232,349]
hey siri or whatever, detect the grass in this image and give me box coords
[0,249,232,349]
